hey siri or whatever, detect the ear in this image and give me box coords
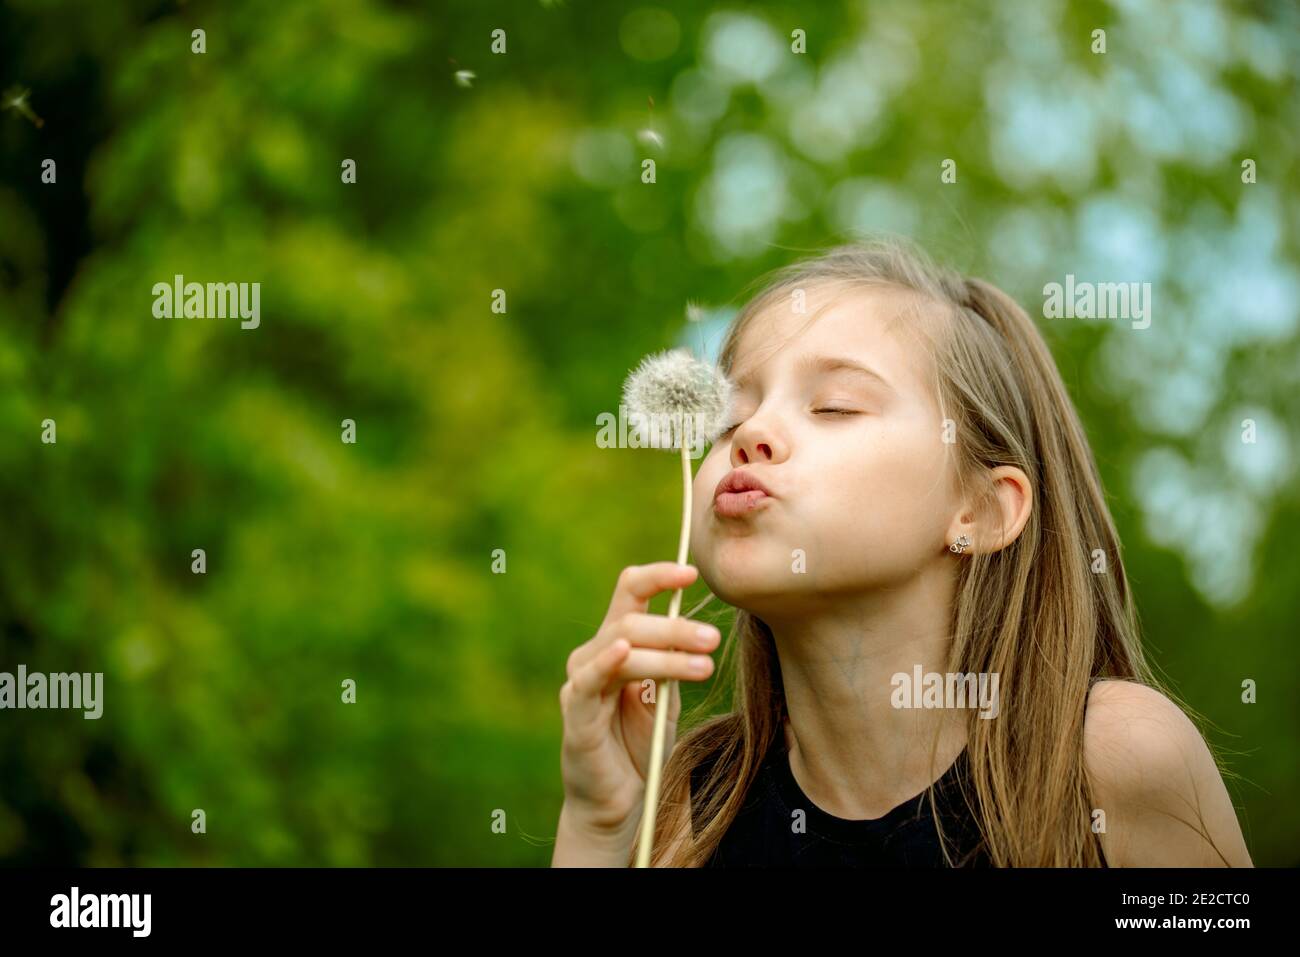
[945,465,1033,555]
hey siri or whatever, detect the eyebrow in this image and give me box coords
[731,354,896,395]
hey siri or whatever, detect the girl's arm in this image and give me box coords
[1083,680,1254,867]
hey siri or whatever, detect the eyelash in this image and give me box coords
[719,408,859,436]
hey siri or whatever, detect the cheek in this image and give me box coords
[689,452,783,589]
[691,449,727,512]
[689,453,725,542]
[811,428,955,561]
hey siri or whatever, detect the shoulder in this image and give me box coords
[1083,680,1202,774]
[1082,680,1252,867]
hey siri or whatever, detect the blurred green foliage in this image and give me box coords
[0,0,1297,865]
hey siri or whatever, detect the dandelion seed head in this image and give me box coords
[621,347,734,451]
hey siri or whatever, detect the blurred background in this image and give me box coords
[1,0,1297,865]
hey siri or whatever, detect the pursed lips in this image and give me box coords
[713,469,775,518]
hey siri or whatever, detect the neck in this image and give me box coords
[760,563,969,820]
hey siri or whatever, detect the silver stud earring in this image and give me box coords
[949,535,971,554]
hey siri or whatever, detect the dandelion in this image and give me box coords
[619,347,732,867]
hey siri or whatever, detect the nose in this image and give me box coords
[730,416,783,466]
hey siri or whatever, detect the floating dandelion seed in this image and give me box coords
[638,94,665,151]
[620,348,733,868]
[684,300,706,323]
[448,57,476,89]
[2,85,44,128]
[638,128,664,150]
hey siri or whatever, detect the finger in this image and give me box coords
[567,565,702,679]
[565,638,633,735]
[601,562,698,627]
[615,647,715,684]
[627,669,685,726]
[615,613,721,653]
[570,610,719,677]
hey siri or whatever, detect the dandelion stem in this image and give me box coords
[634,438,692,867]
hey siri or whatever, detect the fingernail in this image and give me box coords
[690,655,712,674]
[695,624,719,641]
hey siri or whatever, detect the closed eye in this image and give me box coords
[719,408,859,437]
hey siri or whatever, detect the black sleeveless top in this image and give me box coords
[691,734,1110,867]
[691,733,989,867]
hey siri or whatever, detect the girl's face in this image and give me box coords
[692,284,963,616]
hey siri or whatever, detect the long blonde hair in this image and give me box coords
[634,235,1226,867]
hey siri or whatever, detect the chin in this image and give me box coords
[697,544,790,608]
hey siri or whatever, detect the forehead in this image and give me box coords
[729,283,936,395]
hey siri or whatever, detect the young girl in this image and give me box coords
[553,237,1253,868]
